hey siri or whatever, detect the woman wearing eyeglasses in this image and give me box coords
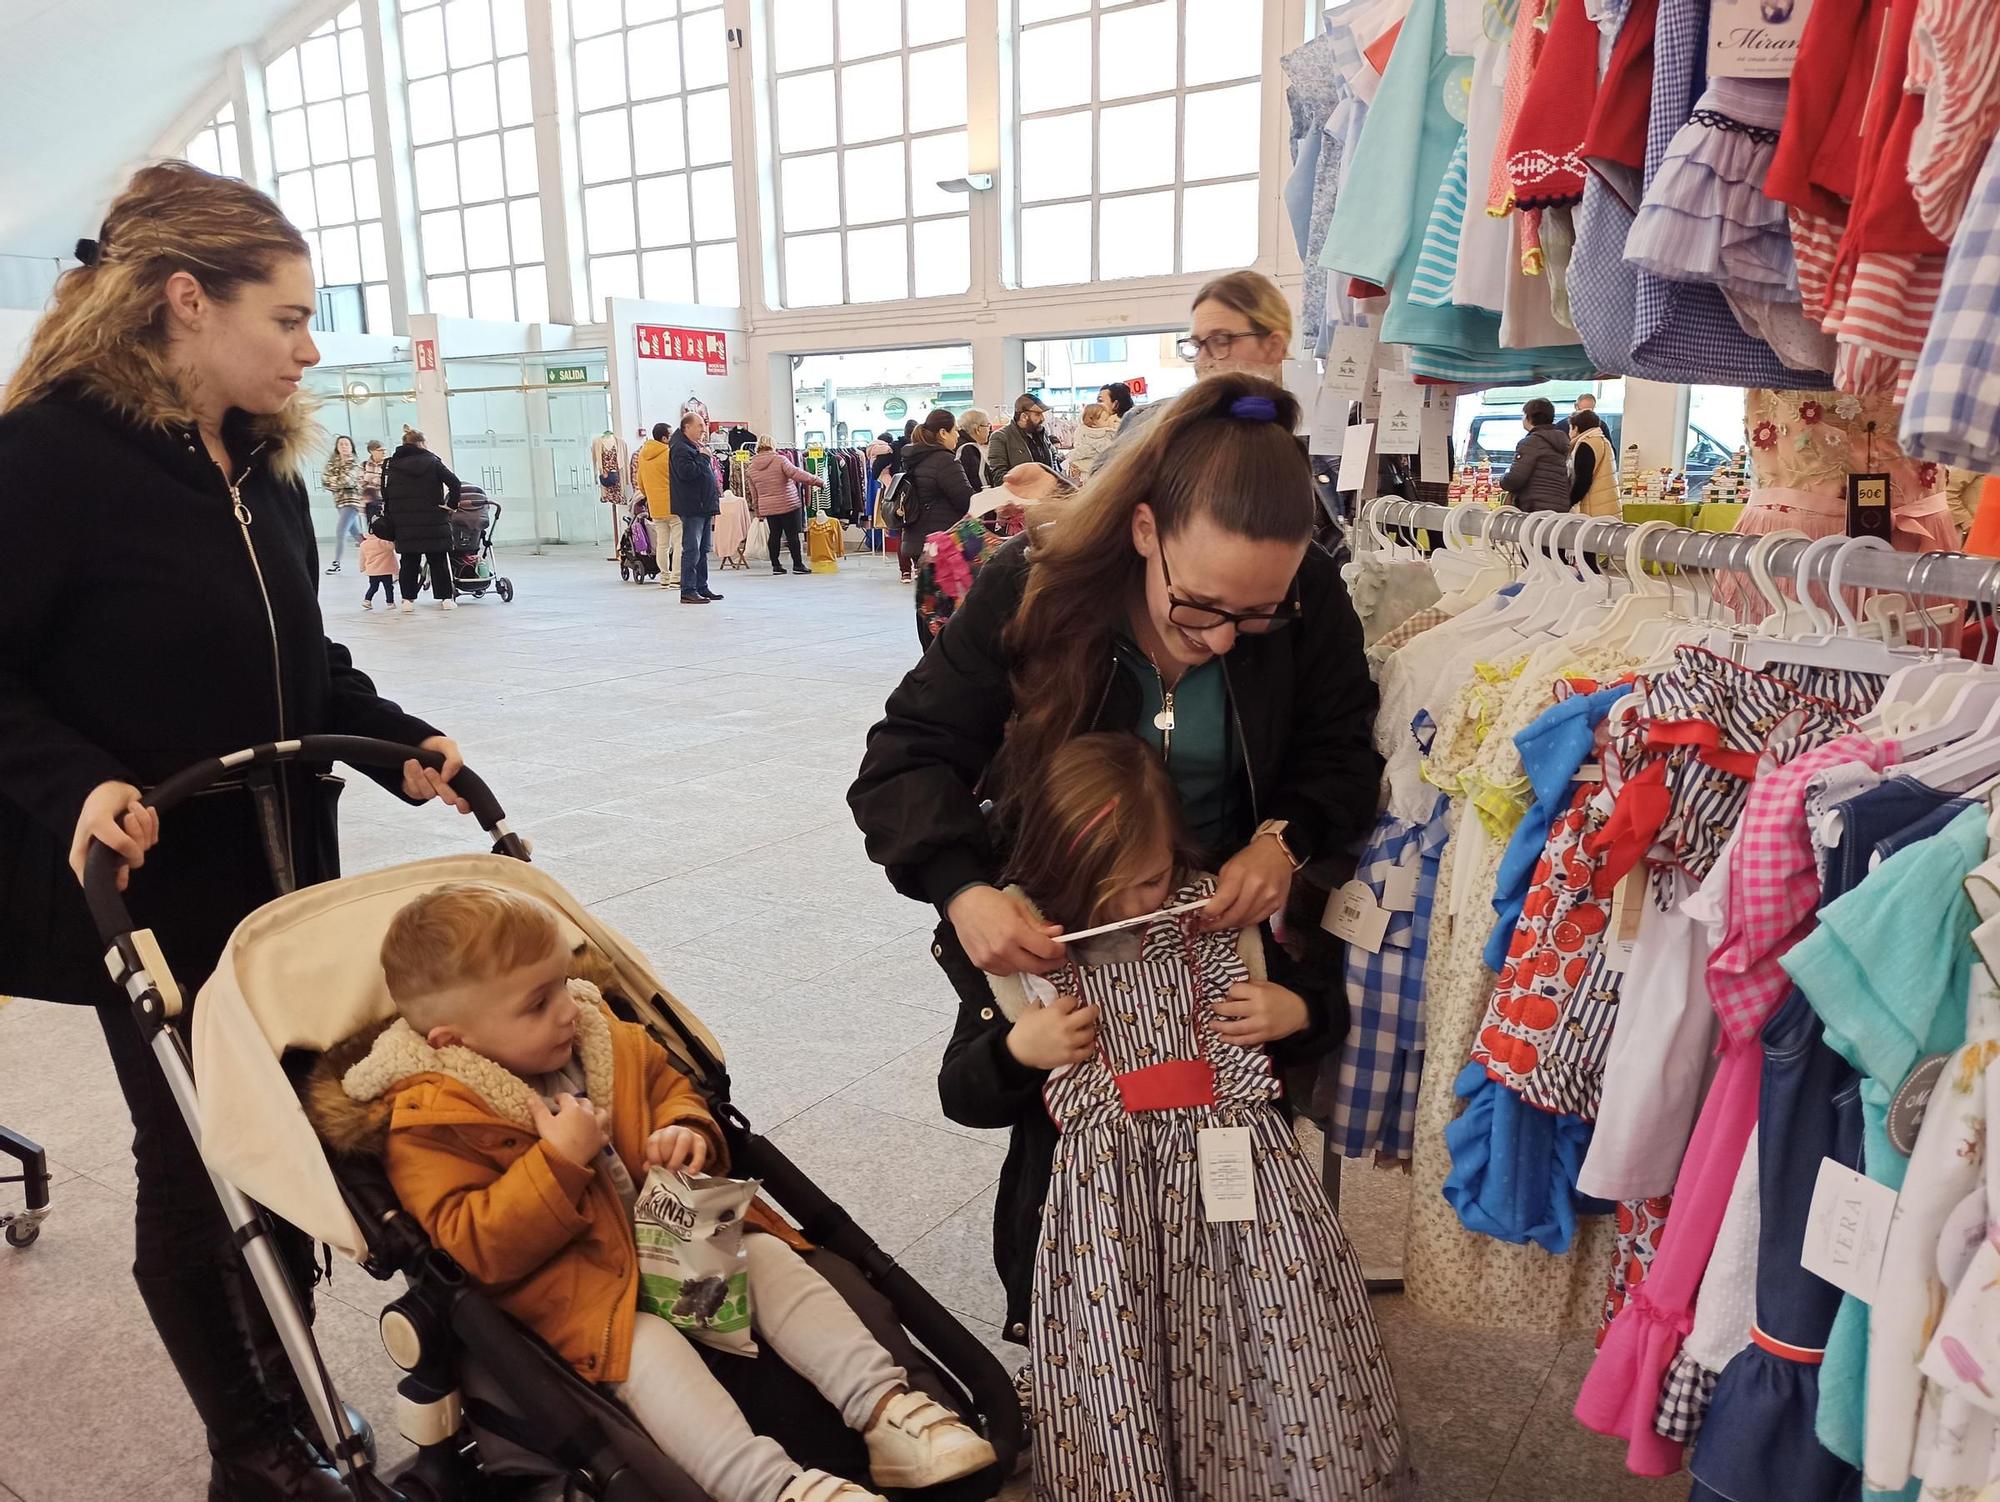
[1116,270,1294,450]
[847,372,1379,1351]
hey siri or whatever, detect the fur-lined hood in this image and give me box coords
[306,979,616,1156]
[53,367,320,481]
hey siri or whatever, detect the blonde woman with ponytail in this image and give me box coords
[848,374,1384,1373]
[0,161,471,1501]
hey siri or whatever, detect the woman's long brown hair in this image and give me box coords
[999,372,1313,804]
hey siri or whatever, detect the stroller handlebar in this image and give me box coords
[82,736,524,948]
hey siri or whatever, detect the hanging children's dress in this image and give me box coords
[1030,882,1409,1502]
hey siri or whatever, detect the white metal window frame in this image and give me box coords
[180,103,244,179]
[397,0,546,322]
[1011,0,1261,288]
[265,4,394,334]
[569,0,738,317]
[766,1,972,309]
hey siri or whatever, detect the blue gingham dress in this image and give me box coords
[1901,133,2000,469]
[1031,885,1410,1501]
[1320,800,1451,1161]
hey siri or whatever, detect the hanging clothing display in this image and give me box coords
[1337,497,2000,1501]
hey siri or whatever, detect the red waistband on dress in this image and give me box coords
[1751,1326,1825,1364]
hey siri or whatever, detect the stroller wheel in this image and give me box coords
[620,563,631,581]
[496,578,515,602]
[5,1219,39,1248]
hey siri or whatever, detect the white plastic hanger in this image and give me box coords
[1512,512,1593,635]
[1740,536,1926,675]
[1575,519,1685,656]
[1436,504,1512,607]
[1551,516,1622,637]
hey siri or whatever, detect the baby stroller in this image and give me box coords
[82,736,1020,1502]
[619,500,661,584]
[446,489,515,604]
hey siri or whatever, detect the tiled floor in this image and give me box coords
[0,543,1682,1501]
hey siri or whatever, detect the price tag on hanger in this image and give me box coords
[1322,879,1390,953]
[1419,404,1452,481]
[1378,376,1423,454]
[1708,0,1817,78]
[1334,422,1377,495]
[1321,325,1377,405]
[1600,868,1647,972]
[1800,1157,1897,1303]
[1311,389,1353,454]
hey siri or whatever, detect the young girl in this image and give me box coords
[1064,401,1118,482]
[952,732,1410,1501]
[359,516,397,609]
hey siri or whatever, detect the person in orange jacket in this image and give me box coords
[336,883,995,1502]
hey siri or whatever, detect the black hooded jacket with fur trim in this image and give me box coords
[0,383,440,1006]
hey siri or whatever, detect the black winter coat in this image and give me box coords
[381,443,462,552]
[669,430,721,518]
[848,533,1381,1340]
[897,443,974,561]
[0,389,440,1007]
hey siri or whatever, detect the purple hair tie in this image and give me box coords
[1230,395,1279,422]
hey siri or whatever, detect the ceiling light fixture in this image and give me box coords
[936,173,995,193]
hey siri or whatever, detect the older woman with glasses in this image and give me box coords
[848,370,1377,1362]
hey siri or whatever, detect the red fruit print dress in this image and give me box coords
[1471,781,1619,1118]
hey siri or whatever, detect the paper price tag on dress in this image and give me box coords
[1334,423,1377,494]
[1380,860,1420,914]
[1377,377,1423,454]
[1322,879,1390,953]
[1196,1126,1257,1222]
[1800,1157,1898,1304]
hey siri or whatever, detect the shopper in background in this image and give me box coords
[669,411,724,605]
[1555,391,1597,435]
[360,437,387,521]
[1065,401,1119,482]
[956,408,992,493]
[899,409,977,645]
[1498,397,1574,513]
[1099,382,1135,422]
[321,434,365,573]
[747,434,823,575]
[1114,271,1294,453]
[0,158,470,1502]
[635,421,682,591]
[987,394,1056,483]
[381,428,463,610]
[881,417,919,581]
[1568,409,1619,516]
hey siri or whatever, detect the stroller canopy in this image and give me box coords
[192,854,721,1262]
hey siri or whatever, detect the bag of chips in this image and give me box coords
[633,1169,760,1356]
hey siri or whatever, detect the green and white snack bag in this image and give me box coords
[633,1169,760,1356]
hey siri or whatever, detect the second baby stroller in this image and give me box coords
[445,487,514,603]
[81,736,1020,1502]
[620,498,662,584]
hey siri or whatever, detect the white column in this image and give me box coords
[1620,378,1687,475]
[964,0,1004,300]
[360,0,425,332]
[725,0,775,318]
[1269,0,1312,280]
[408,313,456,466]
[226,47,277,195]
[526,0,586,326]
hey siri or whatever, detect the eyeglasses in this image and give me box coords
[1159,544,1298,634]
[1176,329,1262,362]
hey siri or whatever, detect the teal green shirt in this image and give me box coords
[1116,637,1239,857]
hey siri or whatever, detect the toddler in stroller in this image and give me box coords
[334,881,997,1502]
[444,489,515,603]
[86,736,1021,1502]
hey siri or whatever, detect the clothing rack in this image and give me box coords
[1366,499,2000,606]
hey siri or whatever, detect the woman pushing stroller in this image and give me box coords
[0,162,471,1500]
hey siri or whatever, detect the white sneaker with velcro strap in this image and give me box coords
[862,1391,999,1489]
[775,1470,884,1502]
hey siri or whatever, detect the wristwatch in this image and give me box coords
[1254,819,1303,870]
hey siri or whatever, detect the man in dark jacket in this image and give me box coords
[668,412,724,605]
[380,430,463,609]
[1498,397,1573,513]
[985,394,1057,483]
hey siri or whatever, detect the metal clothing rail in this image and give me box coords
[1367,499,2000,606]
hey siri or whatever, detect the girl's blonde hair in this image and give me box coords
[756,435,775,451]
[1005,734,1194,928]
[3,162,311,429]
[1191,269,1294,345]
